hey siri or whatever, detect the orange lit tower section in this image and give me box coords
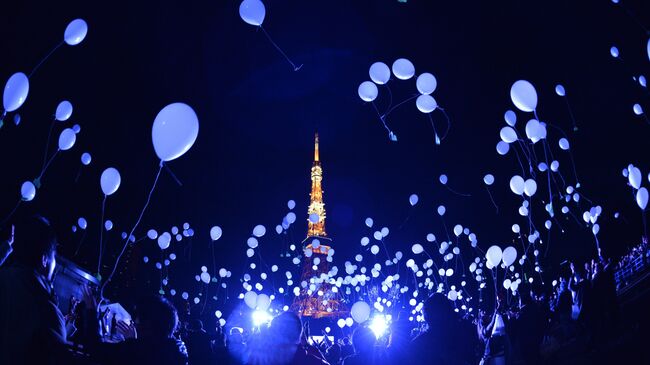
[291,134,347,318]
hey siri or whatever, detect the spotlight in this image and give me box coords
[369,315,389,339]
[252,310,272,327]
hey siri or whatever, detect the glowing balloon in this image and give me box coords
[610,46,619,58]
[510,80,538,112]
[483,174,495,185]
[239,0,265,26]
[244,291,258,309]
[365,217,374,228]
[210,226,222,241]
[256,294,270,311]
[409,194,419,206]
[510,175,525,195]
[416,94,437,113]
[287,200,296,210]
[629,166,642,189]
[504,110,516,126]
[633,104,644,115]
[411,244,424,255]
[3,72,29,112]
[152,103,199,162]
[437,205,446,216]
[358,81,378,102]
[100,167,121,196]
[77,217,87,230]
[416,73,437,94]
[64,19,88,46]
[391,58,415,80]
[524,179,537,197]
[558,138,570,150]
[147,229,158,240]
[308,213,319,223]
[555,84,566,97]
[252,224,266,237]
[439,174,448,185]
[500,126,518,143]
[158,232,171,250]
[104,220,113,231]
[637,187,648,210]
[351,301,371,323]
[371,245,380,255]
[58,128,76,151]
[55,101,73,121]
[592,224,600,235]
[502,246,517,266]
[525,119,546,143]
[81,152,92,165]
[20,181,36,201]
[486,245,503,268]
[369,62,390,85]
[496,141,510,155]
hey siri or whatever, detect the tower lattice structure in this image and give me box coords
[291,134,347,318]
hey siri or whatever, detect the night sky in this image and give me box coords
[1,0,650,316]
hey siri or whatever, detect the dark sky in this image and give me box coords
[1,0,650,311]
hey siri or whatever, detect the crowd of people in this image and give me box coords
[0,216,647,364]
[614,240,650,290]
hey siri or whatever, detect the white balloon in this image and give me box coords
[147,229,158,240]
[369,62,390,85]
[412,243,424,254]
[633,104,644,116]
[104,220,113,231]
[365,217,374,228]
[200,272,211,284]
[502,246,517,266]
[58,128,76,150]
[158,232,172,250]
[3,72,29,112]
[252,225,266,237]
[287,200,296,210]
[256,293,270,311]
[416,94,437,113]
[409,194,419,206]
[524,179,537,197]
[152,103,199,162]
[486,245,503,268]
[64,19,88,46]
[78,217,87,230]
[610,46,619,58]
[555,85,566,97]
[510,80,538,112]
[510,175,525,195]
[550,160,560,172]
[503,279,512,290]
[350,301,371,323]
[483,174,495,185]
[496,141,510,155]
[100,167,121,196]
[244,291,258,309]
[439,174,448,185]
[512,224,520,234]
[391,58,415,80]
[500,126,518,143]
[525,119,546,143]
[239,0,265,26]
[81,152,92,165]
[558,138,570,150]
[358,81,378,102]
[637,187,649,210]
[309,213,319,223]
[210,226,222,241]
[592,224,600,235]
[416,73,437,94]
[629,166,642,189]
[371,245,380,255]
[55,101,73,121]
[20,181,36,201]
[437,205,446,216]
[504,110,517,126]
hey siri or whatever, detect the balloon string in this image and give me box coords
[397,207,413,230]
[444,185,471,197]
[100,162,164,301]
[164,164,183,186]
[642,209,648,242]
[41,120,56,171]
[427,114,440,145]
[0,199,22,228]
[97,195,107,275]
[383,94,419,118]
[259,26,303,71]
[436,107,452,142]
[546,123,580,185]
[29,41,64,78]
[616,2,650,35]
[511,143,527,177]
[485,186,499,213]
[38,149,60,180]
[562,97,578,132]
[381,84,394,113]
[371,101,395,140]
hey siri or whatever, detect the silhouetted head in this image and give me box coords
[351,326,376,354]
[423,294,452,328]
[269,311,302,344]
[135,295,179,338]
[11,215,57,280]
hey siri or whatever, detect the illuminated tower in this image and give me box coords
[291,134,346,318]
